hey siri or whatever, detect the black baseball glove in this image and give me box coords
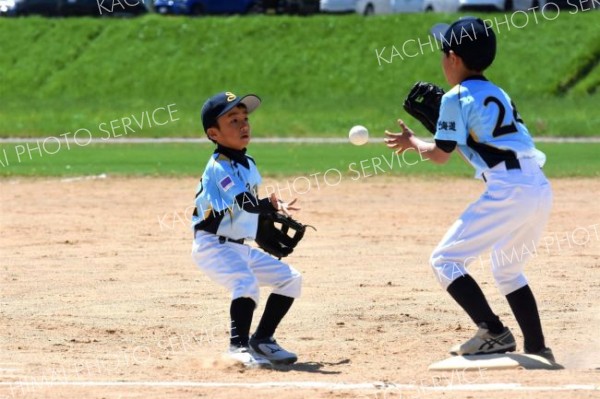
[403,81,445,135]
[255,212,307,259]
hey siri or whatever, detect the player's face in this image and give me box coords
[211,106,250,150]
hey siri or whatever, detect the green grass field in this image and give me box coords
[1,142,598,178]
[0,11,599,138]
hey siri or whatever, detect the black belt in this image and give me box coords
[482,159,521,182]
[193,225,245,245]
[218,236,245,245]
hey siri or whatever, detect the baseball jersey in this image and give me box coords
[435,76,546,179]
[192,147,262,240]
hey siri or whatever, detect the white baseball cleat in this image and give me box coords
[227,345,272,369]
[249,336,298,365]
[450,325,517,356]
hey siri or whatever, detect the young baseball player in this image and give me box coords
[385,18,554,361]
[191,91,302,368]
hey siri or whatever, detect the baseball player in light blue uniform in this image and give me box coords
[191,91,302,368]
[385,18,554,361]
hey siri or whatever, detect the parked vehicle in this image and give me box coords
[422,0,547,11]
[319,0,357,12]
[4,0,146,16]
[153,0,255,15]
[258,0,319,14]
[356,0,423,14]
[0,0,15,14]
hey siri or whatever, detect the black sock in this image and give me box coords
[447,275,504,334]
[506,285,545,353]
[253,294,294,340]
[230,297,255,347]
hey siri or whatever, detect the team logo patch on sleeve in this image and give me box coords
[219,175,235,192]
[438,120,457,131]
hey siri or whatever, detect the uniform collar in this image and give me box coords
[214,144,250,169]
[461,75,488,83]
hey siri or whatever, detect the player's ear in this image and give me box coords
[206,127,220,142]
[448,51,461,66]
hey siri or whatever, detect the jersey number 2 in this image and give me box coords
[484,97,523,138]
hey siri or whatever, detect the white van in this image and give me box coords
[422,0,543,11]
[320,0,357,12]
[356,0,424,14]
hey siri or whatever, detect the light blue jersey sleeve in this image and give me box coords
[434,88,468,145]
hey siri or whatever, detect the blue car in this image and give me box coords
[154,0,255,15]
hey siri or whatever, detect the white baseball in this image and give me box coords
[348,125,369,146]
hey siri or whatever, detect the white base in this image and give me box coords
[428,353,561,371]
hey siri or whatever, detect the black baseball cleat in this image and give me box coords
[450,325,517,356]
[249,335,298,365]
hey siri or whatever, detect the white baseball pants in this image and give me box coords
[430,159,553,295]
[192,231,302,305]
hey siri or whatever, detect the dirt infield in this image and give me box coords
[1,176,599,399]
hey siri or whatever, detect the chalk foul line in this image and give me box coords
[0,381,598,391]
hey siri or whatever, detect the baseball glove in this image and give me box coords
[255,212,307,259]
[403,81,445,135]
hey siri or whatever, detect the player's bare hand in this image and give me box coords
[384,119,415,153]
[279,198,300,217]
[270,193,300,216]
